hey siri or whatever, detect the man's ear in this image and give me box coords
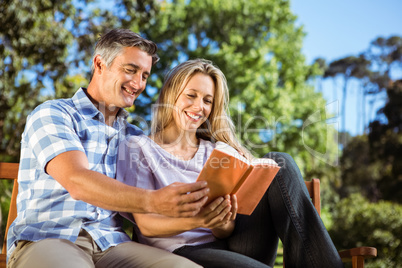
[93,55,104,74]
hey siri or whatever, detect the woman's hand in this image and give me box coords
[133,194,237,238]
[211,195,237,239]
[194,194,237,239]
[194,195,231,228]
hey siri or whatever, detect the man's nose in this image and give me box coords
[130,73,143,89]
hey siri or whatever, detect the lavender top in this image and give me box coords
[116,135,224,252]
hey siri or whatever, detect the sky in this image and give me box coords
[290,0,402,136]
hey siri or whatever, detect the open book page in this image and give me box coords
[214,142,249,162]
[196,142,281,215]
[196,143,251,206]
[251,157,278,167]
[215,142,279,167]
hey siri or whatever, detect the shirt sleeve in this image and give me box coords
[116,136,156,189]
[116,136,156,222]
[22,101,85,171]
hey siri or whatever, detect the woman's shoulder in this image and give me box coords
[123,134,170,158]
[120,134,154,153]
[124,134,150,144]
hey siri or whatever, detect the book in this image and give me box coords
[196,145,280,215]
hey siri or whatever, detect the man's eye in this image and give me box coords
[126,69,135,73]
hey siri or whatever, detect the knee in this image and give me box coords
[162,256,202,268]
[263,152,295,168]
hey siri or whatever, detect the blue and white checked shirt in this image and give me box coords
[7,88,143,259]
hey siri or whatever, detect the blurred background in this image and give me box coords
[0,0,401,267]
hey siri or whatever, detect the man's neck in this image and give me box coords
[84,87,119,127]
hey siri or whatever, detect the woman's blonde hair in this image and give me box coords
[152,59,251,159]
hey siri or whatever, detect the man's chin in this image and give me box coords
[123,97,136,108]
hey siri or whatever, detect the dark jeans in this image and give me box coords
[174,152,344,268]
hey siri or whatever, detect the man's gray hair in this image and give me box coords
[91,28,159,74]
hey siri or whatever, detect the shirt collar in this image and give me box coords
[72,88,129,121]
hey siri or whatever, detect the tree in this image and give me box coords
[330,193,402,268]
[312,57,327,92]
[368,80,402,202]
[1,0,338,177]
[339,80,402,203]
[324,55,371,136]
[362,36,402,133]
[139,0,339,181]
[340,135,381,201]
[368,36,402,78]
[1,0,342,248]
[0,0,86,160]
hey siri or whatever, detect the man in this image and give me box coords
[7,29,208,268]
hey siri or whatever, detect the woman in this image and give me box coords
[116,59,343,268]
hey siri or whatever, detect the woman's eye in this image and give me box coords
[205,99,212,104]
[187,94,195,98]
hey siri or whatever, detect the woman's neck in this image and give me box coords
[151,124,200,160]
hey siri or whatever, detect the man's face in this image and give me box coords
[98,46,153,109]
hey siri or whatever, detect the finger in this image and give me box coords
[210,198,230,221]
[176,181,208,195]
[222,211,232,224]
[230,195,238,220]
[201,196,228,220]
[208,206,231,227]
[180,187,210,204]
[205,197,225,210]
[198,197,224,219]
[176,196,209,217]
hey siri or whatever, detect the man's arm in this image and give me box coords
[133,195,235,239]
[46,150,209,217]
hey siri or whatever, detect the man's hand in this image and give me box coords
[149,182,210,217]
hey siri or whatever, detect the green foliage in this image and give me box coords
[0,0,79,158]
[329,193,402,267]
[340,135,381,200]
[367,80,402,203]
[132,0,339,184]
[1,1,401,264]
[1,0,339,183]
[341,80,402,203]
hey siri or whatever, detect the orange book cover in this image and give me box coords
[196,147,280,215]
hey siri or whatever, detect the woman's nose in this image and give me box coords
[192,98,204,110]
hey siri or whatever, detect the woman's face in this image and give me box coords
[172,73,215,132]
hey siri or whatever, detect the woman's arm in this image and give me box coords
[134,195,236,238]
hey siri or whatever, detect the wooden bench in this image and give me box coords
[1,163,19,268]
[0,162,376,268]
[304,179,377,268]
